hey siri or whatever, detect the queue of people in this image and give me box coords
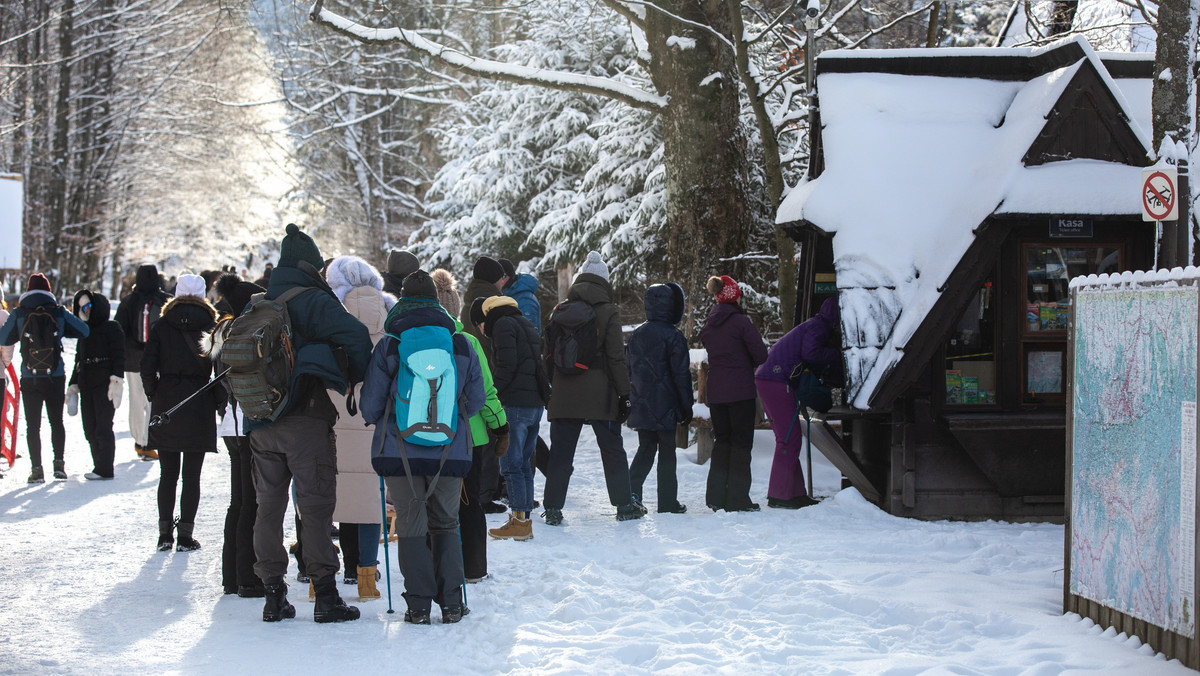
[0,224,844,627]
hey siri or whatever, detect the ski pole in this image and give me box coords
[379,476,394,614]
[148,368,230,427]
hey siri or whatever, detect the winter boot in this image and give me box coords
[357,565,381,602]
[176,522,201,552]
[27,467,44,484]
[262,577,296,622]
[52,461,66,481]
[397,536,437,623]
[488,513,533,541]
[616,502,645,521]
[442,603,471,624]
[312,574,361,623]
[135,444,159,461]
[157,519,175,552]
[542,508,563,526]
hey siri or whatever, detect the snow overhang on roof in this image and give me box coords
[775,36,1154,410]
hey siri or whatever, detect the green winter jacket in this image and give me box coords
[449,312,507,445]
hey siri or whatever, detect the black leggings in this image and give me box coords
[158,450,206,523]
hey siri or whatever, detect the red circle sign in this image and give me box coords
[1143,170,1176,220]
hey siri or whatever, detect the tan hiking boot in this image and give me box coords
[136,444,158,461]
[488,514,533,541]
[357,565,381,602]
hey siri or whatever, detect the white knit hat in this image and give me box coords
[175,274,206,299]
[578,251,609,282]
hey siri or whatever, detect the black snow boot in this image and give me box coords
[157,520,175,552]
[176,522,201,552]
[312,575,360,623]
[262,577,296,622]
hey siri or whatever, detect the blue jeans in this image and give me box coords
[358,523,380,567]
[500,406,543,513]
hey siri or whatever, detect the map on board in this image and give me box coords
[1071,285,1197,636]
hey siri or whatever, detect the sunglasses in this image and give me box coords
[81,303,92,311]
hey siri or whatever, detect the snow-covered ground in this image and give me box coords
[0,347,1190,674]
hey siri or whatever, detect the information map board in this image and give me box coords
[1067,281,1199,667]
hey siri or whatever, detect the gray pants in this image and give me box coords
[385,474,464,612]
[385,474,462,537]
[249,416,339,582]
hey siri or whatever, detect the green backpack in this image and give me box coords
[220,287,310,422]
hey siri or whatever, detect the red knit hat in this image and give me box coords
[27,273,52,294]
[715,275,741,303]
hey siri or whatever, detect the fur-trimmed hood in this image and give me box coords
[161,294,217,332]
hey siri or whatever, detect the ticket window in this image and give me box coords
[1021,244,1120,403]
[945,270,997,406]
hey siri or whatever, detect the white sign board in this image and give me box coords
[0,174,21,271]
[1142,167,1179,222]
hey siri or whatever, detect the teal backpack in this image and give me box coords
[391,325,459,446]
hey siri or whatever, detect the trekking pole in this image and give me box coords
[148,368,230,427]
[379,477,395,614]
[805,415,814,498]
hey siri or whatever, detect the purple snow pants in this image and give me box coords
[758,378,808,500]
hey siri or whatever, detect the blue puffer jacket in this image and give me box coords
[242,262,372,434]
[503,273,542,336]
[626,283,694,432]
[360,302,486,478]
[0,290,90,378]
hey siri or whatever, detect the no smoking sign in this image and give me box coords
[1142,167,1178,221]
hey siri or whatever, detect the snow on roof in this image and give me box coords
[776,37,1153,409]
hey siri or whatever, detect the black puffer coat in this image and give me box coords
[544,273,630,421]
[626,283,694,431]
[482,296,547,409]
[115,264,172,371]
[69,290,125,390]
[142,295,219,453]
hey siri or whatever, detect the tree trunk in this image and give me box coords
[1152,0,1197,153]
[48,0,75,288]
[646,1,752,335]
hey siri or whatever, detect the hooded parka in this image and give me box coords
[626,283,694,432]
[544,273,630,421]
[142,295,219,452]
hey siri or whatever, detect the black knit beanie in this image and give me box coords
[401,270,438,299]
[469,297,487,328]
[472,256,505,284]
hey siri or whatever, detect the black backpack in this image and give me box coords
[135,295,164,346]
[21,306,62,376]
[546,299,600,375]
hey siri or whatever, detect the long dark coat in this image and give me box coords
[142,295,219,452]
[544,273,630,421]
[626,283,694,431]
[115,264,171,371]
[699,302,767,405]
[69,290,126,390]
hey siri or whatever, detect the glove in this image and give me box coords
[617,395,632,424]
[67,384,80,417]
[107,376,123,408]
[492,423,510,458]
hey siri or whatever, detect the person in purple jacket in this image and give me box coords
[757,297,844,509]
[699,275,768,512]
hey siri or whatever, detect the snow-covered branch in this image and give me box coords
[309,0,667,112]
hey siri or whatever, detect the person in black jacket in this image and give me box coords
[142,274,219,553]
[68,290,126,480]
[626,283,694,514]
[209,272,265,597]
[115,264,172,461]
[479,295,549,541]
